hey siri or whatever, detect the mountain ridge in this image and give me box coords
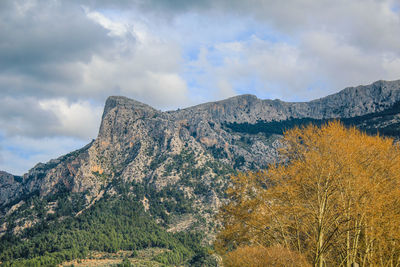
[2,78,400,240]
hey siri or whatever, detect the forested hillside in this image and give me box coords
[0,180,216,266]
[1,79,400,266]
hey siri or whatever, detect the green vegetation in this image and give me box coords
[139,182,194,224]
[92,171,108,182]
[224,101,400,138]
[224,118,325,136]
[150,148,231,204]
[0,181,216,266]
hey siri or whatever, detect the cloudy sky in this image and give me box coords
[1,0,400,175]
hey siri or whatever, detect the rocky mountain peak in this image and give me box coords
[99,79,400,130]
[2,79,400,238]
[99,96,160,140]
[306,79,400,118]
[0,171,23,208]
[103,96,156,114]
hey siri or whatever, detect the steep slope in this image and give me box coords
[1,79,400,243]
[0,172,24,212]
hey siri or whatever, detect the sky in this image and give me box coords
[1,0,400,175]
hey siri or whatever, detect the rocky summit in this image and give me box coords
[1,79,400,238]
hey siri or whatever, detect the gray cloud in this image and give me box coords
[0,0,191,105]
[81,0,212,15]
[2,0,398,103]
[90,0,400,61]
[0,0,399,174]
[0,97,59,138]
[0,96,102,140]
[79,0,400,99]
[0,0,191,143]
[0,0,112,98]
[0,1,110,65]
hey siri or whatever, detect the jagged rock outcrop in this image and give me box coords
[0,171,24,207]
[1,79,400,234]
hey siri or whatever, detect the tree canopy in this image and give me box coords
[0,181,216,267]
[216,121,400,266]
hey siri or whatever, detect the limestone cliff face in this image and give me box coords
[0,172,23,207]
[173,79,400,123]
[1,79,400,234]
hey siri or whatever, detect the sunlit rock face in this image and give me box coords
[1,79,400,235]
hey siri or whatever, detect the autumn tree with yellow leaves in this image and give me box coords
[216,121,400,267]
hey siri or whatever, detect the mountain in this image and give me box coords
[1,79,400,265]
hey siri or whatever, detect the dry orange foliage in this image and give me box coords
[216,121,400,267]
[223,245,310,267]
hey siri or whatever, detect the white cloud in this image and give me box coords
[186,37,314,101]
[86,10,129,37]
[184,25,400,101]
[73,12,191,109]
[1,0,400,174]
[383,56,400,77]
[216,79,235,99]
[77,42,190,109]
[39,99,103,139]
[14,0,36,16]
[299,30,400,94]
[0,97,58,138]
